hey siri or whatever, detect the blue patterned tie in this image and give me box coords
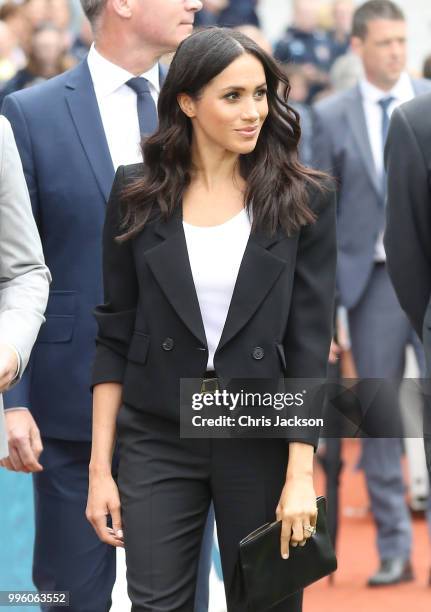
[378,96,395,200]
[126,77,158,137]
[378,95,395,146]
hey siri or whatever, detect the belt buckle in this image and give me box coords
[200,377,219,395]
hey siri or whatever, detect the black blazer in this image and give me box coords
[92,164,337,448]
[384,93,431,468]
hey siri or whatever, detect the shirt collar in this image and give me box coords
[87,43,160,98]
[359,72,413,105]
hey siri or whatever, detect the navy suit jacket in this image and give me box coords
[2,59,163,441]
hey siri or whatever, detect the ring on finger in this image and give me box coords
[303,525,316,536]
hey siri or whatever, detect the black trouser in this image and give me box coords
[117,404,303,612]
[33,437,212,612]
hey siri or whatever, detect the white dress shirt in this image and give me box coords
[183,209,252,370]
[87,44,160,170]
[359,72,415,261]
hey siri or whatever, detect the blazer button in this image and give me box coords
[252,346,265,360]
[162,337,174,351]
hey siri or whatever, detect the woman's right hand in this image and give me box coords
[86,472,124,548]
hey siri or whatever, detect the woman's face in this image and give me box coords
[182,53,269,156]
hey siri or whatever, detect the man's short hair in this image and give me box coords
[352,0,405,39]
[80,0,106,26]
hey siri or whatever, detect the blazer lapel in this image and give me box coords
[65,61,115,203]
[346,87,382,200]
[144,208,207,347]
[144,206,287,351]
[216,228,287,352]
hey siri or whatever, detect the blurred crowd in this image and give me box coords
[1,0,431,107]
[0,0,367,111]
[0,0,91,105]
[0,0,387,167]
[0,0,426,119]
[0,0,346,164]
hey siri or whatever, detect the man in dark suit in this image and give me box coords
[385,94,431,479]
[1,1,214,610]
[313,0,431,586]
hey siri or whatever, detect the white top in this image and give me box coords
[359,72,415,261]
[87,44,160,170]
[183,208,251,370]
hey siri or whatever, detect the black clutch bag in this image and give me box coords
[237,496,337,612]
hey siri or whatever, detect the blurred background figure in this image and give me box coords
[0,23,75,106]
[274,0,332,101]
[0,3,30,70]
[195,0,259,27]
[328,0,354,63]
[47,0,73,49]
[0,0,91,97]
[329,51,364,92]
[216,0,259,26]
[235,23,271,54]
[70,15,92,62]
[0,21,21,84]
[194,0,229,26]
[283,63,313,165]
[285,62,311,104]
[22,0,48,30]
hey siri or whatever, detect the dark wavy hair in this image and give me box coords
[118,27,326,242]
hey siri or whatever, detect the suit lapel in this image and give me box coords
[346,87,382,200]
[64,60,167,203]
[65,61,115,203]
[217,229,286,351]
[144,207,207,347]
[346,80,431,202]
[144,207,287,350]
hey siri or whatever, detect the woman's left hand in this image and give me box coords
[276,473,317,559]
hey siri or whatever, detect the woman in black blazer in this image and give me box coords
[87,28,336,612]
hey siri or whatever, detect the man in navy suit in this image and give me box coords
[1,1,215,610]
